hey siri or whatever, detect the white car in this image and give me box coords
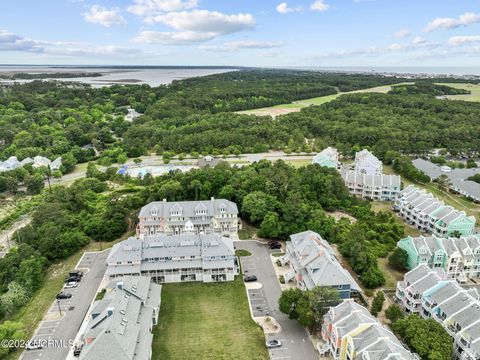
[25,339,44,350]
[64,281,78,289]
[266,339,282,349]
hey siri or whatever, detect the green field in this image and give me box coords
[238,82,412,117]
[436,82,480,102]
[152,278,268,360]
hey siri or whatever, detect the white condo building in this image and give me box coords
[136,198,240,239]
[354,149,383,176]
[341,169,401,201]
[106,233,237,283]
[396,265,480,360]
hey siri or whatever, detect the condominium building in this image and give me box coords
[396,265,480,360]
[282,231,360,299]
[106,233,237,283]
[136,198,240,239]
[395,265,446,314]
[78,276,161,360]
[0,155,62,173]
[354,149,383,176]
[341,169,401,201]
[312,147,340,169]
[321,299,417,360]
[394,185,476,237]
[397,235,480,282]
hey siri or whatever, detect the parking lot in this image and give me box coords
[21,250,110,360]
[236,240,317,360]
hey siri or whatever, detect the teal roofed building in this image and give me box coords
[397,234,480,282]
[312,147,339,169]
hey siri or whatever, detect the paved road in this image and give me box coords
[56,151,315,185]
[236,241,318,360]
[21,250,110,360]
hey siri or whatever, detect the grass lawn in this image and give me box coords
[436,83,480,102]
[284,158,313,168]
[239,221,258,240]
[378,257,405,289]
[152,278,268,360]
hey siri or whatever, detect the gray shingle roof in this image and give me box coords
[106,234,235,277]
[79,276,161,360]
[138,199,238,218]
[287,231,360,291]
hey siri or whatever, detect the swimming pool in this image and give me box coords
[118,165,197,177]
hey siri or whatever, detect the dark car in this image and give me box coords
[269,243,282,249]
[65,275,81,283]
[56,292,72,300]
[244,275,258,282]
[69,271,83,278]
[267,240,278,246]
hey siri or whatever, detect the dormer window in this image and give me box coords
[151,207,158,216]
[195,202,207,216]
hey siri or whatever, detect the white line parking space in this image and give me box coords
[20,250,110,360]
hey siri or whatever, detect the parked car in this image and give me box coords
[65,276,81,283]
[25,339,44,351]
[56,292,72,300]
[269,243,282,249]
[244,275,258,282]
[64,281,78,289]
[69,271,83,279]
[266,339,282,348]
[267,240,279,246]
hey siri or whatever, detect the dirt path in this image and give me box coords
[0,216,30,256]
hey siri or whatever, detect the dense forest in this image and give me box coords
[389,82,471,96]
[0,72,102,80]
[280,93,480,157]
[2,70,479,165]
[0,70,408,162]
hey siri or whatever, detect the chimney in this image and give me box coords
[107,307,114,317]
[163,198,167,202]
[116,281,124,290]
[211,197,214,202]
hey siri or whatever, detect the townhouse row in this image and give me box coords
[396,265,480,360]
[313,147,400,201]
[321,299,417,360]
[398,234,480,282]
[394,185,476,237]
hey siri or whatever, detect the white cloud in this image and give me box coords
[412,36,426,45]
[276,3,302,14]
[394,29,410,38]
[137,10,255,44]
[0,29,141,58]
[134,30,215,44]
[310,0,330,12]
[0,30,43,52]
[83,5,127,27]
[128,0,198,16]
[144,10,255,32]
[200,40,284,52]
[447,35,480,46]
[424,12,480,32]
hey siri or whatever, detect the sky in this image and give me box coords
[1,0,480,66]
